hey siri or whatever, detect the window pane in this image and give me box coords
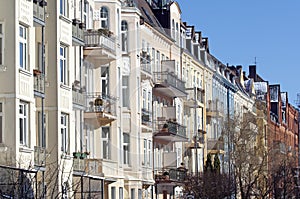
[0,38,2,65]
[0,24,2,34]
[0,103,2,112]
[0,116,2,143]
[20,118,23,143]
[19,43,23,68]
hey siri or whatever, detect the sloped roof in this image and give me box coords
[132,0,166,34]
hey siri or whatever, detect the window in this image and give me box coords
[19,25,27,70]
[60,46,68,84]
[102,127,111,159]
[0,23,4,65]
[131,188,135,199]
[19,102,29,146]
[122,76,129,107]
[101,67,109,96]
[123,133,130,165]
[61,113,69,153]
[119,187,123,199]
[60,0,68,16]
[111,187,116,199]
[121,20,128,52]
[100,7,109,29]
[143,139,147,165]
[147,92,151,111]
[38,111,46,148]
[0,102,3,143]
[148,140,152,166]
[138,189,142,199]
[156,51,160,73]
[142,89,146,109]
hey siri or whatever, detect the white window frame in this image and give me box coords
[19,25,27,70]
[102,127,111,159]
[122,76,129,108]
[121,20,128,53]
[143,139,147,165]
[0,23,4,66]
[19,102,29,146]
[60,0,68,17]
[123,133,130,165]
[147,140,152,166]
[0,102,3,143]
[100,6,109,29]
[61,113,69,153]
[60,45,68,84]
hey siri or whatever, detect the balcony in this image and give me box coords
[83,29,116,67]
[155,168,187,186]
[33,70,45,97]
[154,119,187,143]
[33,0,47,26]
[84,93,117,128]
[141,108,152,132]
[207,138,225,154]
[85,159,103,176]
[185,87,205,107]
[153,60,186,98]
[73,158,86,173]
[72,19,85,46]
[72,89,85,108]
[206,99,224,118]
[140,51,152,78]
[34,146,46,167]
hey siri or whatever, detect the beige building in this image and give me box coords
[0,0,264,199]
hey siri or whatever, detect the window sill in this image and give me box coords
[60,83,71,91]
[19,68,32,77]
[19,146,33,153]
[61,153,71,160]
[59,15,71,24]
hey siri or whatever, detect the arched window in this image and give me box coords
[121,20,128,52]
[100,7,109,29]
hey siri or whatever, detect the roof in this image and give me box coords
[132,0,167,34]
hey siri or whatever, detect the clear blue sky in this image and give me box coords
[176,0,300,106]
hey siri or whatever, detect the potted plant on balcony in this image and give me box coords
[33,69,41,76]
[73,151,81,159]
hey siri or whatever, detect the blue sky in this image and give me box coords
[176,0,300,106]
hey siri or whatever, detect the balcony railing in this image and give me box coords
[155,168,187,183]
[33,0,47,26]
[72,19,85,46]
[154,72,186,93]
[73,158,86,172]
[72,89,85,107]
[86,93,117,115]
[84,93,117,127]
[34,146,46,167]
[84,29,116,52]
[33,72,45,94]
[206,99,224,117]
[157,120,187,138]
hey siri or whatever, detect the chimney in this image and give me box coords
[249,65,257,81]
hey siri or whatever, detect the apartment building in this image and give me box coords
[0,0,298,199]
